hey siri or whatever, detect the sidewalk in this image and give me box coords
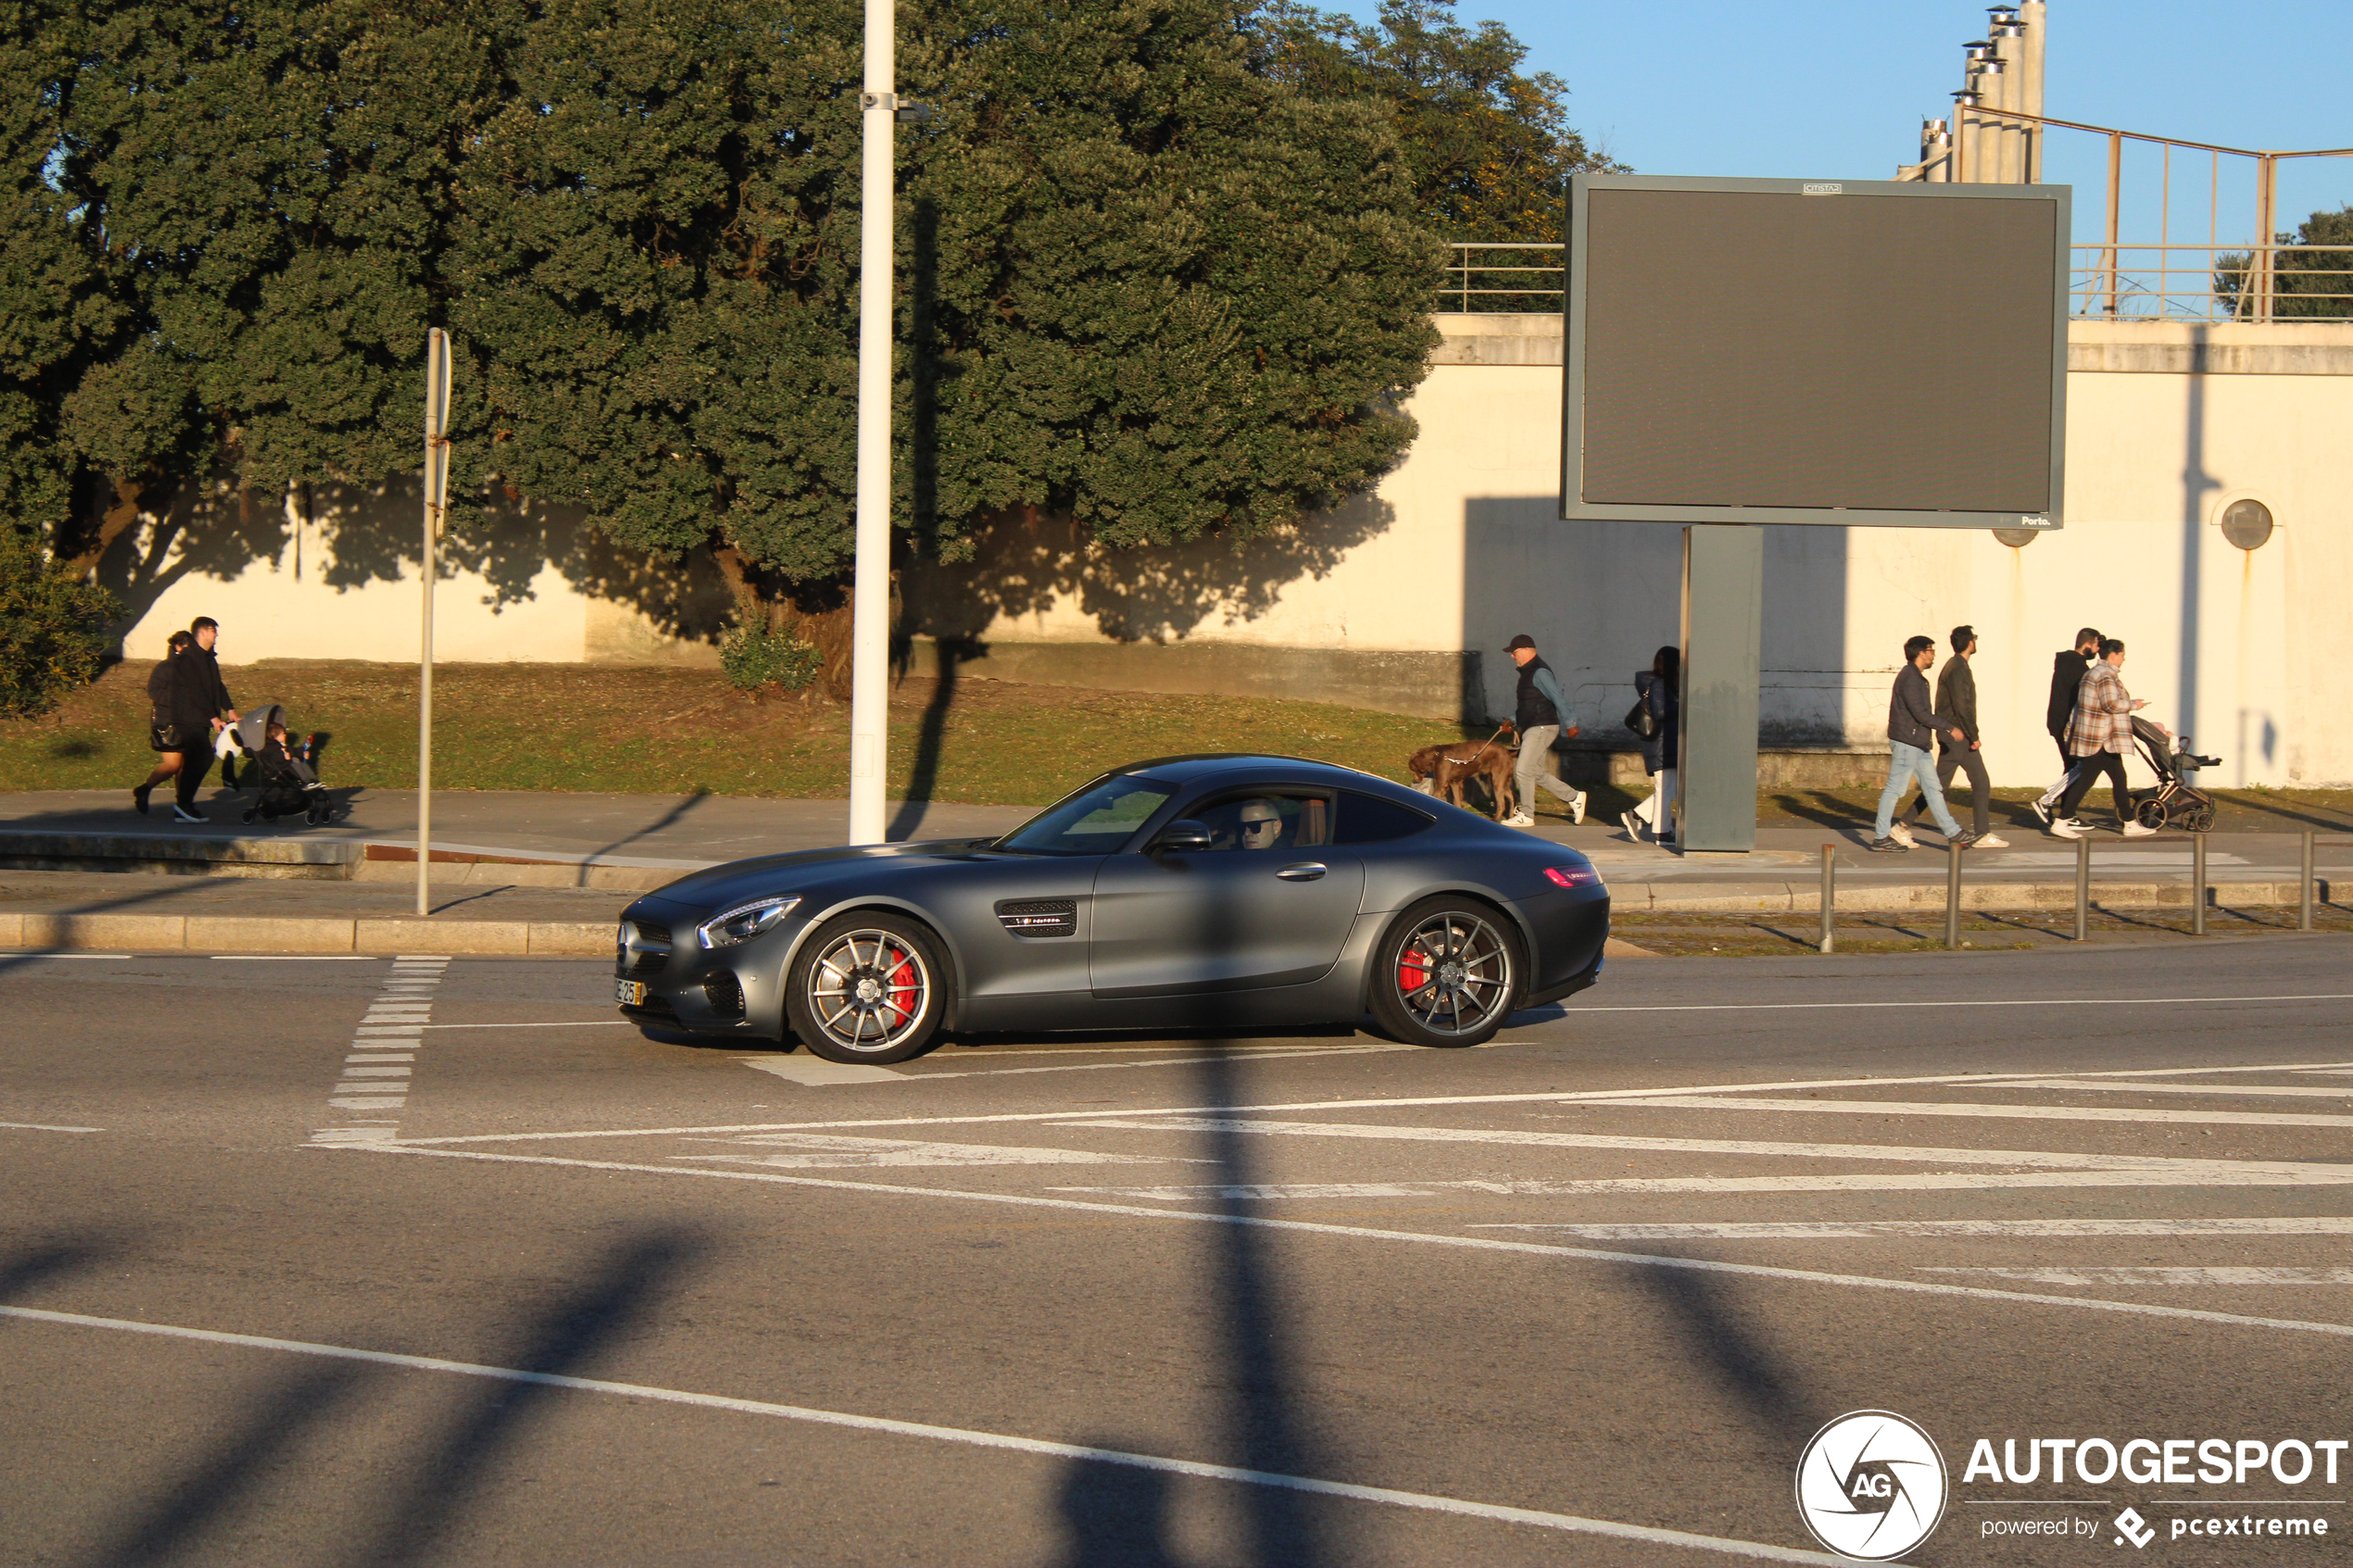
[2,786,2343,953]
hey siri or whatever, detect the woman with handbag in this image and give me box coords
[133,631,197,816]
[1621,645,1680,845]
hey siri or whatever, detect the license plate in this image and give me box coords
[616,979,648,1007]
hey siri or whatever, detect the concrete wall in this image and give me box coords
[110,318,2353,786]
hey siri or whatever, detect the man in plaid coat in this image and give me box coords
[2050,638,2161,839]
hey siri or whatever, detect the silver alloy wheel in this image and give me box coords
[1392,910,1513,1037]
[806,928,932,1053]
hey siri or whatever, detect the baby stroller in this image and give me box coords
[224,704,336,826]
[2128,715,2221,833]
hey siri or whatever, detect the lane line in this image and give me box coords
[906,1045,1409,1082]
[0,1303,1842,1565]
[380,1059,2353,1145]
[1994,1081,2353,1100]
[1559,992,2353,1015]
[5,953,130,960]
[1061,1116,2344,1177]
[209,955,382,962]
[1476,1219,2353,1239]
[1923,1267,2353,1286]
[420,1021,636,1030]
[0,1122,103,1134]
[1604,1096,2353,1129]
[334,1145,2353,1339]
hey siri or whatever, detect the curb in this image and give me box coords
[0,911,610,956]
[1629,879,2337,915]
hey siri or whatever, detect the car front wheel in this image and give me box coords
[1368,897,1522,1047]
[786,912,950,1063]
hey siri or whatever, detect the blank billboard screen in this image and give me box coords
[1562,176,2067,529]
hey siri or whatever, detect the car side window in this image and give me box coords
[1189,794,1332,851]
[1333,792,1433,846]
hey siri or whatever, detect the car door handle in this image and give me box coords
[1276,862,1327,882]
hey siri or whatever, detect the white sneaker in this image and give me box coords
[1972,833,2011,848]
[1620,810,1643,841]
[1890,822,1919,848]
[1570,794,1587,826]
[2049,819,2085,839]
[2121,821,2158,838]
[1503,812,1536,828]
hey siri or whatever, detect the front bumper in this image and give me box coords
[615,902,795,1035]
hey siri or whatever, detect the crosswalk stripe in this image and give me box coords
[1994,1080,2353,1099]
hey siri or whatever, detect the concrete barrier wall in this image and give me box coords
[112,318,2353,786]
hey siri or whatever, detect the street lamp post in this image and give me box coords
[848,0,895,846]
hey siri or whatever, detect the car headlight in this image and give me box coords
[697,897,801,949]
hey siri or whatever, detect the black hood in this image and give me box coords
[635,837,1000,910]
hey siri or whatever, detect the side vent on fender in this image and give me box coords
[996,897,1077,938]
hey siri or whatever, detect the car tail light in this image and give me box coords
[1543,864,1601,888]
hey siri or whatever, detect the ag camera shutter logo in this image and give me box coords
[1794,1410,1948,1561]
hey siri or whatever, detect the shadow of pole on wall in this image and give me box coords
[887,636,975,842]
[2178,325,2213,747]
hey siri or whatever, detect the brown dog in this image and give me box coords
[1405,727,1519,822]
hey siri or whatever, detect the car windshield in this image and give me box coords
[994,775,1175,856]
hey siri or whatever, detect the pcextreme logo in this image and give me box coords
[1794,1410,1949,1561]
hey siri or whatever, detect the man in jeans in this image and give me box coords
[1870,634,1974,853]
[2051,637,2160,839]
[1899,625,2009,848]
[1499,633,1587,828]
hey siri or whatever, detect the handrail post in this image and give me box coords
[2073,834,2090,941]
[2254,154,2277,323]
[1819,844,1835,954]
[1945,840,1963,950]
[2191,829,2208,935]
[2301,829,2316,932]
[2104,131,2123,316]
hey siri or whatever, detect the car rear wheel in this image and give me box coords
[1368,897,1522,1047]
[787,912,950,1063]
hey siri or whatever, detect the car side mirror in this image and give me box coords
[1154,820,1213,853]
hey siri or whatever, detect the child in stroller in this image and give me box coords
[2128,715,2221,833]
[225,705,334,826]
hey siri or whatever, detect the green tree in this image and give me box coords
[0,528,118,716]
[2273,204,2353,320]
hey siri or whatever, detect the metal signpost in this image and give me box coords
[847,0,895,847]
[418,328,452,917]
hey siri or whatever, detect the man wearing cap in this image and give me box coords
[1500,634,1587,828]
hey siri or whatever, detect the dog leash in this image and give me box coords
[1441,723,1517,765]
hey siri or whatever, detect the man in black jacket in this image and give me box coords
[1870,634,1973,852]
[1900,626,2009,848]
[2031,626,2101,826]
[170,616,239,822]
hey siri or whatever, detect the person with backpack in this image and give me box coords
[1621,645,1679,845]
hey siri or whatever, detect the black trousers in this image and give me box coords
[2053,735,2072,772]
[2057,748,2132,822]
[1903,746,1991,835]
[175,740,215,807]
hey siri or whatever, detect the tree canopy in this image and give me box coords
[4,0,1604,656]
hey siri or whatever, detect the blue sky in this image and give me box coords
[1328,0,2353,242]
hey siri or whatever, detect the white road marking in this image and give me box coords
[209,955,381,961]
[1996,1081,2353,1099]
[674,1134,1176,1169]
[1561,992,2353,1016]
[1924,1267,2353,1286]
[1058,1184,1441,1200]
[379,1059,2353,1145]
[346,1053,414,1063]
[6,953,129,960]
[310,958,447,1141]
[1476,1219,2353,1239]
[0,1304,1842,1564]
[1609,1095,2353,1129]
[1061,1116,2339,1179]
[908,1044,1410,1081]
[334,1144,2353,1340]
[742,1056,904,1086]
[338,1067,411,1078]
[420,1020,635,1029]
[0,1122,102,1134]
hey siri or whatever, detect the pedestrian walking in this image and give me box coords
[1621,645,1679,845]
[1499,634,1588,828]
[158,616,238,822]
[1900,626,2009,848]
[2045,637,2159,839]
[132,631,196,816]
[1869,634,1975,852]
[2031,626,2101,825]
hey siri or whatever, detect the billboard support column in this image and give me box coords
[1678,525,1762,854]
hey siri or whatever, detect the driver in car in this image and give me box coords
[1235,798,1286,850]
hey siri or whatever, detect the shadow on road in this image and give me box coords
[1049,1456,1190,1568]
[1625,1259,1821,1441]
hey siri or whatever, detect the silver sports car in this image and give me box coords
[614,754,1610,1061]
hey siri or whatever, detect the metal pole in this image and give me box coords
[2191,829,2208,935]
[417,327,447,919]
[1945,840,1963,949]
[1819,844,1835,954]
[847,0,896,847]
[2105,132,2123,315]
[2302,829,2316,932]
[2021,0,2046,180]
[2073,834,2090,941]
[2254,154,2277,324]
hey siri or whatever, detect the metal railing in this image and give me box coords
[1441,243,1563,312]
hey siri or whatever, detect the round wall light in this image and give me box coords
[2219,497,2274,551]
[1991,527,2040,547]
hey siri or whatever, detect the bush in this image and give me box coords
[0,532,119,719]
[719,623,824,693]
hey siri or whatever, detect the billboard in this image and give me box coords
[1560,174,2069,531]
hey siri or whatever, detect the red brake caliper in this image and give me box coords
[1398,942,1429,996]
[882,946,916,1025]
